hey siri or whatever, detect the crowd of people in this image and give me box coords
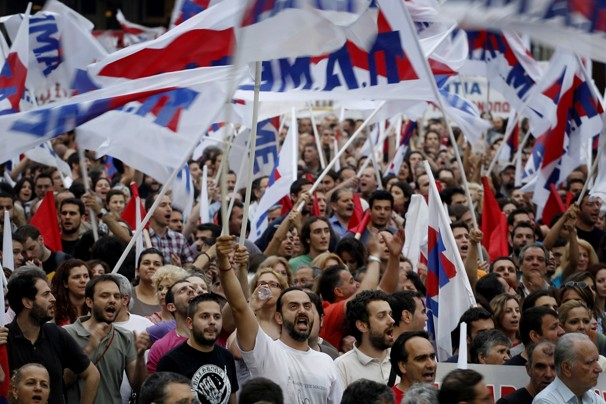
[0,111,604,404]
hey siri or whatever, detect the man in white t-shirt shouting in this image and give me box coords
[216,235,344,403]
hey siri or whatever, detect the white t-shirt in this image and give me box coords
[240,329,344,404]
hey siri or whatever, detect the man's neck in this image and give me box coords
[115,309,130,323]
[15,314,41,344]
[309,248,325,259]
[61,231,79,241]
[280,331,310,351]
[82,316,112,336]
[357,340,388,360]
[576,219,593,232]
[175,315,190,338]
[187,338,214,353]
[41,247,51,263]
[150,221,167,236]
[335,214,350,227]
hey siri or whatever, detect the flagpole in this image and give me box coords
[307,103,327,169]
[239,61,262,246]
[485,111,519,175]
[226,127,253,223]
[365,120,385,190]
[396,2,484,257]
[77,147,99,241]
[575,53,606,202]
[297,102,386,211]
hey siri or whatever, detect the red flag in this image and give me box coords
[488,213,509,260]
[354,211,371,239]
[542,184,566,226]
[312,192,321,217]
[347,194,364,232]
[279,195,293,216]
[121,183,147,231]
[481,177,507,261]
[30,191,62,252]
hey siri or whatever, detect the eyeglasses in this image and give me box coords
[257,280,283,290]
[564,281,588,289]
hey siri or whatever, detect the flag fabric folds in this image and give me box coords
[0,5,30,115]
[481,177,508,261]
[250,110,299,241]
[424,160,476,361]
[29,191,62,252]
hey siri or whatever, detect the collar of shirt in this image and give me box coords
[353,344,390,366]
[148,227,176,240]
[551,377,593,403]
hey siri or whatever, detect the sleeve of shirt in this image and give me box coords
[239,328,271,375]
[147,343,162,374]
[126,331,137,364]
[58,326,91,374]
[180,235,197,263]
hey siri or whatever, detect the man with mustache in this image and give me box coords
[64,274,150,404]
[216,235,343,404]
[334,290,396,386]
[497,341,556,404]
[390,331,437,403]
[157,293,238,404]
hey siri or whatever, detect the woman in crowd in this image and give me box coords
[335,238,367,273]
[131,248,164,317]
[258,256,293,287]
[9,363,50,404]
[13,177,35,217]
[590,264,606,333]
[558,299,606,358]
[93,176,111,202]
[86,259,110,277]
[311,252,344,271]
[490,293,522,356]
[105,189,126,218]
[388,181,413,216]
[50,259,92,326]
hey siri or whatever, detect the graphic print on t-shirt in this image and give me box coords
[191,364,231,404]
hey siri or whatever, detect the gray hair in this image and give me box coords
[402,383,439,404]
[112,273,134,311]
[519,243,548,263]
[555,333,591,375]
[470,329,511,364]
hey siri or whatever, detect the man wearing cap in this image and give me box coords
[498,163,516,198]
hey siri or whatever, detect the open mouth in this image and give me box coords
[31,395,43,402]
[296,315,309,329]
[106,306,117,315]
[422,371,435,382]
[385,327,394,341]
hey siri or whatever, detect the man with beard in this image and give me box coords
[390,331,437,403]
[216,235,343,403]
[3,267,100,404]
[59,198,85,256]
[147,279,196,373]
[157,293,238,404]
[497,341,556,404]
[64,274,150,404]
[334,290,395,386]
[575,194,605,251]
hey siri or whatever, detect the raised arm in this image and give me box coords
[216,236,259,352]
[378,227,405,293]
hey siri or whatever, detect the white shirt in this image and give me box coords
[240,329,344,404]
[334,345,393,386]
[533,377,606,404]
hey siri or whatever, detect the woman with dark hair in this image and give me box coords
[388,181,413,215]
[131,248,165,317]
[50,258,92,325]
[335,237,367,273]
[86,259,110,278]
[13,177,35,217]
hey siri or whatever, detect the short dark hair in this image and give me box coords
[522,289,558,312]
[105,189,125,206]
[390,331,431,377]
[290,178,312,198]
[341,379,394,404]
[6,267,48,315]
[239,377,283,404]
[187,293,223,319]
[346,290,389,341]
[451,307,493,351]
[335,238,366,270]
[34,173,53,185]
[15,224,41,241]
[196,223,221,236]
[317,265,347,303]
[475,273,505,304]
[387,291,422,327]
[489,256,516,273]
[368,190,394,210]
[85,274,120,300]
[60,197,85,215]
[512,221,535,237]
[137,248,165,268]
[438,369,484,404]
[139,372,191,404]
[470,329,511,363]
[507,207,531,226]
[520,306,559,345]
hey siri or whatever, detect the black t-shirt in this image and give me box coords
[61,239,79,257]
[157,341,238,404]
[495,387,533,404]
[576,226,604,252]
[42,251,70,275]
[7,321,90,404]
[504,353,527,366]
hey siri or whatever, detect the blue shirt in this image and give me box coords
[533,376,606,404]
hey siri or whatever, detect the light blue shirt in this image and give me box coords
[533,377,606,404]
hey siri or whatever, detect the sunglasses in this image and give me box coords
[564,281,588,289]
